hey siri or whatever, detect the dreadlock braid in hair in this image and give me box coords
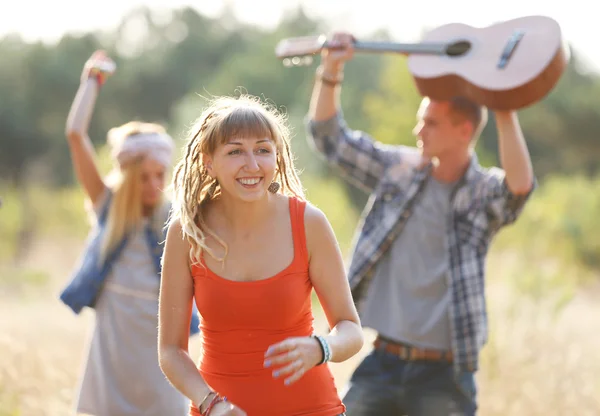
[171,111,227,264]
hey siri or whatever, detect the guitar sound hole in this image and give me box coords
[446,41,471,57]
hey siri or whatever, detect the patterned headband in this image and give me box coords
[109,131,175,169]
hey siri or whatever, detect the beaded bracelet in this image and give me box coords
[88,68,108,87]
[197,391,215,414]
[200,392,227,416]
[313,335,332,365]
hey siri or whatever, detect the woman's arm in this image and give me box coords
[303,204,364,361]
[158,219,212,405]
[65,51,113,205]
[158,219,246,415]
[264,204,364,386]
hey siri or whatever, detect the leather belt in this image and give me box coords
[374,336,453,362]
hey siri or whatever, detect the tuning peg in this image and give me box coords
[301,56,313,66]
[282,56,314,67]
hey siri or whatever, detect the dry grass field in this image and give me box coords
[1,237,599,416]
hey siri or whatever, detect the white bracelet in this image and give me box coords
[313,335,332,365]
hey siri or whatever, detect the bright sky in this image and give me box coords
[1,0,597,73]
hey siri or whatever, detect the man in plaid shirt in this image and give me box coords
[305,32,535,415]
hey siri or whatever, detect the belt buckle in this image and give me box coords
[399,345,411,360]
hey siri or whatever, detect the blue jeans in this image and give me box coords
[342,348,477,416]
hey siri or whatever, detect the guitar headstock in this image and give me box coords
[275,35,327,67]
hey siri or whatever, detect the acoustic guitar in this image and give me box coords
[275,15,570,110]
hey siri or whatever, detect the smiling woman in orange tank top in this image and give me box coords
[157,94,364,416]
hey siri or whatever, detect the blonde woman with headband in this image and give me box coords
[59,50,199,416]
[158,94,364,416]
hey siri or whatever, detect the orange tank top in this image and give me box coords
[190,197,345,416]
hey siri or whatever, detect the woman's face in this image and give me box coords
[205,136,277,202]
[140,157,167,207]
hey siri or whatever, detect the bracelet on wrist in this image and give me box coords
[313,334,332,365]
[315,65,343,87]
[87,68,108,87]
[200,393,227,416]
[197,391,215,414]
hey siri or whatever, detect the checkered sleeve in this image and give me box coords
[480,167,537,230]
[305,112,400,194]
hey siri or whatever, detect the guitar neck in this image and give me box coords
[345,40,448,56]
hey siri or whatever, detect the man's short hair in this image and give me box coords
[448,96,488,141]
[419,96,488,142]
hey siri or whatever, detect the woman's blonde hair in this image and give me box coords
[99,121,167,263]
[170,94,304,264]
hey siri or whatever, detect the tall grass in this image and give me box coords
[1,174,599,415]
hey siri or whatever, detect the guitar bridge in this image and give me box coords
[497,30,525,69]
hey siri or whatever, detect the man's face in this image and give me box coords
[413,100,471,159]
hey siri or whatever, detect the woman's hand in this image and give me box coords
[81,50,116,86]
[264,336,323,385]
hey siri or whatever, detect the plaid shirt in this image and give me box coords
[307,113,535,373]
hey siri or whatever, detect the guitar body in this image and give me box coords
[407,16,569,110]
